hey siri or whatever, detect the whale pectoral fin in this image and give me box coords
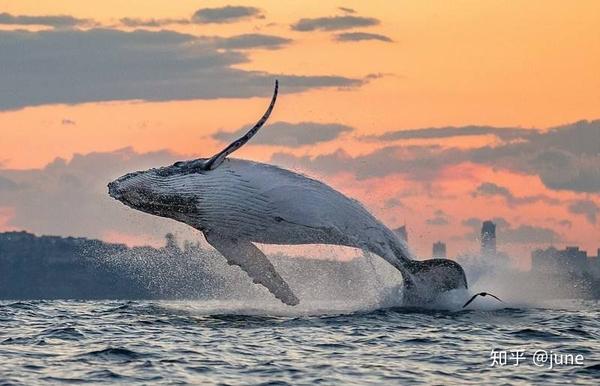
[205,234,299,306]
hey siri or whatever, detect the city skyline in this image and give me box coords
[3,219,599,271]
[426,219,600,270]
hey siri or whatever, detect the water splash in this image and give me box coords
[100,244,507,316]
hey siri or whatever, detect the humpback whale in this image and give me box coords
[108,81,468,306]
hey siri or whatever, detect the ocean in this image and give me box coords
[1,299,598,385]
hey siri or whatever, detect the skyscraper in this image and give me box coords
[481,220,496,256]
[432,241,447,258]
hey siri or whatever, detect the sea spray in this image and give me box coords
[98,244,413,315]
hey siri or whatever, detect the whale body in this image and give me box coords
[108,81,468,306]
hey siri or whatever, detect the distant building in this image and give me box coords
[432,241,447,258]
[394,225,408,243]
[586,249,600,277]
[481,221,496,257]
[531,246,589,274]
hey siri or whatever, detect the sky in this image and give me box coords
[0,1,599,267]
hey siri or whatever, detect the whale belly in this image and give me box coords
[249,184,388,251]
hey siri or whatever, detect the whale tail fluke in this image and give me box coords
[402,258,469,305]
[378,237,469,305]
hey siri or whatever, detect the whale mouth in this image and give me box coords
[107,170,149,202]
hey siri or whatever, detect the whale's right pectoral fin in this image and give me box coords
[205,234,299,306]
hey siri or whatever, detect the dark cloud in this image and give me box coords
[462,217,483,231]
[192,6,263,24]
[0,28,364,111]
[291,15,379,31]
[213,121,353,147]
[500,224,561,244]
[0,176,18,191]
[471,182,561,207]
[426,210,450,226]
[215,33,292,50]
[120,8,264,28]
[473,182,512,199]
[335,32,393,43]
[568,200,599,224]
[366,125,532,142]
[461,217,560,244]
[0,148,195,240]
[119,17,189,27]
[469,121,600,193]
[338,7,356,14]
[120,23,290,50]
[0,12,92,28]
[272,120,600,193]
[272,145,461,181]
[559,220,573,228]
[383,197,404,209]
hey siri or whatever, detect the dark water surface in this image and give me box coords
[0,300,598,385]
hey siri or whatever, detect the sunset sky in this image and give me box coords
[0,1,599,267]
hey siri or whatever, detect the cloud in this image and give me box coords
[568,200,599,224]
[119,23,289,50]
[383,197,404,209]
[119,17,189,27]
[471,182,560,207]
[0,12,92,28]
[473,182,512,200]
[272,120,600,193]
[0,176,18,191]
[559,220,573,228]
[61,118,76,126]
[215,34,292,50]
[500,224,561,244]
[461,217,483,231]
[272,145,460,181]
[366,125,532,142]
[192,6,263,24]
[335,32,393,43]
[291,15,379,31]
[426,210,450,226]
[213,121,353,147]
[338,7,356,14]
[0,28,364,111]
[0,148,194,240]
[120,7,264,27]
[470,121,600,193]
[461,217,560,244]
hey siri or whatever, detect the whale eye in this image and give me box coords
[173,161,185,167]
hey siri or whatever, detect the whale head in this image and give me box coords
[107,160,210,223]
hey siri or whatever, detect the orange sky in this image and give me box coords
[0,0,598,264]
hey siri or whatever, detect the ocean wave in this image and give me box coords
[0,299,597,385]
[81,347,145,361]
